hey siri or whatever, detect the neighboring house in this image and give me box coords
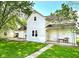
[14,25,27,39]
[6,30,15,38]
[27,10,77,46]
[4,25,26,39]
[4,26,26,39]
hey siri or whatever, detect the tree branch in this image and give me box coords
[0,15,16,29]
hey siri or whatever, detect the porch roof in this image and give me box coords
[46,22,76,29]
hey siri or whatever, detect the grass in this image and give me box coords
[0,36,79,58]
[37,38,79,58]
[0,38,46,58]
[37,45,79,58]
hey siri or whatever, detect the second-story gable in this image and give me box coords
[27,10,46,29]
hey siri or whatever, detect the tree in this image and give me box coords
[0,1,34,30]
[67,1,79,29]
[55,3,78,21]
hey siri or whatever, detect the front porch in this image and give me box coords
[46,23,77,46]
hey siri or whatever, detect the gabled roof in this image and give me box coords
[33,10,45,17]
[27,10,75,26]
[46,14,57,21]
[27,10,45,21]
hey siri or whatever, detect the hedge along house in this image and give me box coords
[27,10,77,46]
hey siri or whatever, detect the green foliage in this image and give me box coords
[0,38,46,58]
[0,1,34,30]
[55,3,78,21]
[76,27,79,34]
[50,13,53,15]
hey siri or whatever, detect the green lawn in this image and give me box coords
[0,38,46,58]
[37,38,79,58]
[0,37,79,58]
[37,45,79,58]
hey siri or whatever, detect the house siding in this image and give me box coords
[7,30,14,38]
[27,12,46,43]
[15,31,26,38]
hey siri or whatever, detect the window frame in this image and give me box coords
[32,30,34,36]
[32,30,38,37]
[34,17,36,21]
[35,30,37,37]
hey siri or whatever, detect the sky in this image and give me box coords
[33,1,79,16]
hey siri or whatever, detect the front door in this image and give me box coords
[47,29,58,42]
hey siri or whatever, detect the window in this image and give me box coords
[35,30,38,37]
[34,17,36,21]
[32,30,38,37]
[32,30,34,36]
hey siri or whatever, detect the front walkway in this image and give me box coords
[26,44,53,58]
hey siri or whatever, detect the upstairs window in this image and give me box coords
[34,17,36,21]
